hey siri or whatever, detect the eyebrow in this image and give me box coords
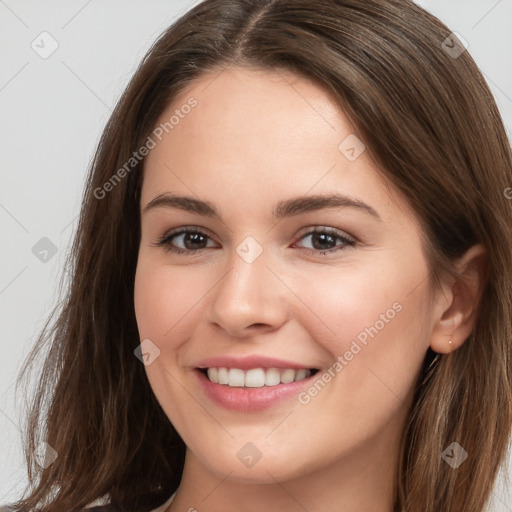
[142,192,382,221]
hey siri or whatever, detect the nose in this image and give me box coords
[204,242,289,338]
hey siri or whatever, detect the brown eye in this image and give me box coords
[154,228,217,254]
[294,228,356,255]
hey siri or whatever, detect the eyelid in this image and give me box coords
[294,225,356,243]
[159,225,216,242]
[153,224,357,256]
[291,226,357,255]
[157,225,356,243]
[152,225,218,250]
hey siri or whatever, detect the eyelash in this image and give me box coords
[153,226,357,256]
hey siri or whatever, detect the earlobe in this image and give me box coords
[429,244,488,355]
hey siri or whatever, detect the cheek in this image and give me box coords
[289,258,426,353]
[134,259,204,341]
[288,255,430,407]
[133,259,203,415]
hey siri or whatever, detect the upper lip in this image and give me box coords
[195,355,318,371]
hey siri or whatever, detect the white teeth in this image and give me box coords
[217,367,229,385]
[204,367,313,387]
[294,369,307,382]
[245,368,265,388]
[228,368,245,387]
[280,369,296,384]
[264,368,281,386]
[207,367,218,383]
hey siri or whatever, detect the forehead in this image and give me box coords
[140,66,413,224]
[150,66,350,160]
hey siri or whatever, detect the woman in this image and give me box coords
[5,0,512,511]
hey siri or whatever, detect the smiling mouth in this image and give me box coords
[197,367,320,388]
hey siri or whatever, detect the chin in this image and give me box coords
[195,441,314,483]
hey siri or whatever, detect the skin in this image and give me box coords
[134,66,487,512]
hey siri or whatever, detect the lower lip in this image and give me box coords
[194,369,317,412]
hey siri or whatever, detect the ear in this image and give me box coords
[429,244,488,354]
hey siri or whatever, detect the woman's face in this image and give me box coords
[134,66,436,485]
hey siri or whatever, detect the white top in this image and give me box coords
[84,490,178,511]
[150,489,178,512]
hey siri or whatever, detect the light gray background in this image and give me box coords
[1,0,511,509]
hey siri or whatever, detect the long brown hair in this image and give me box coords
[7,0,512,510]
